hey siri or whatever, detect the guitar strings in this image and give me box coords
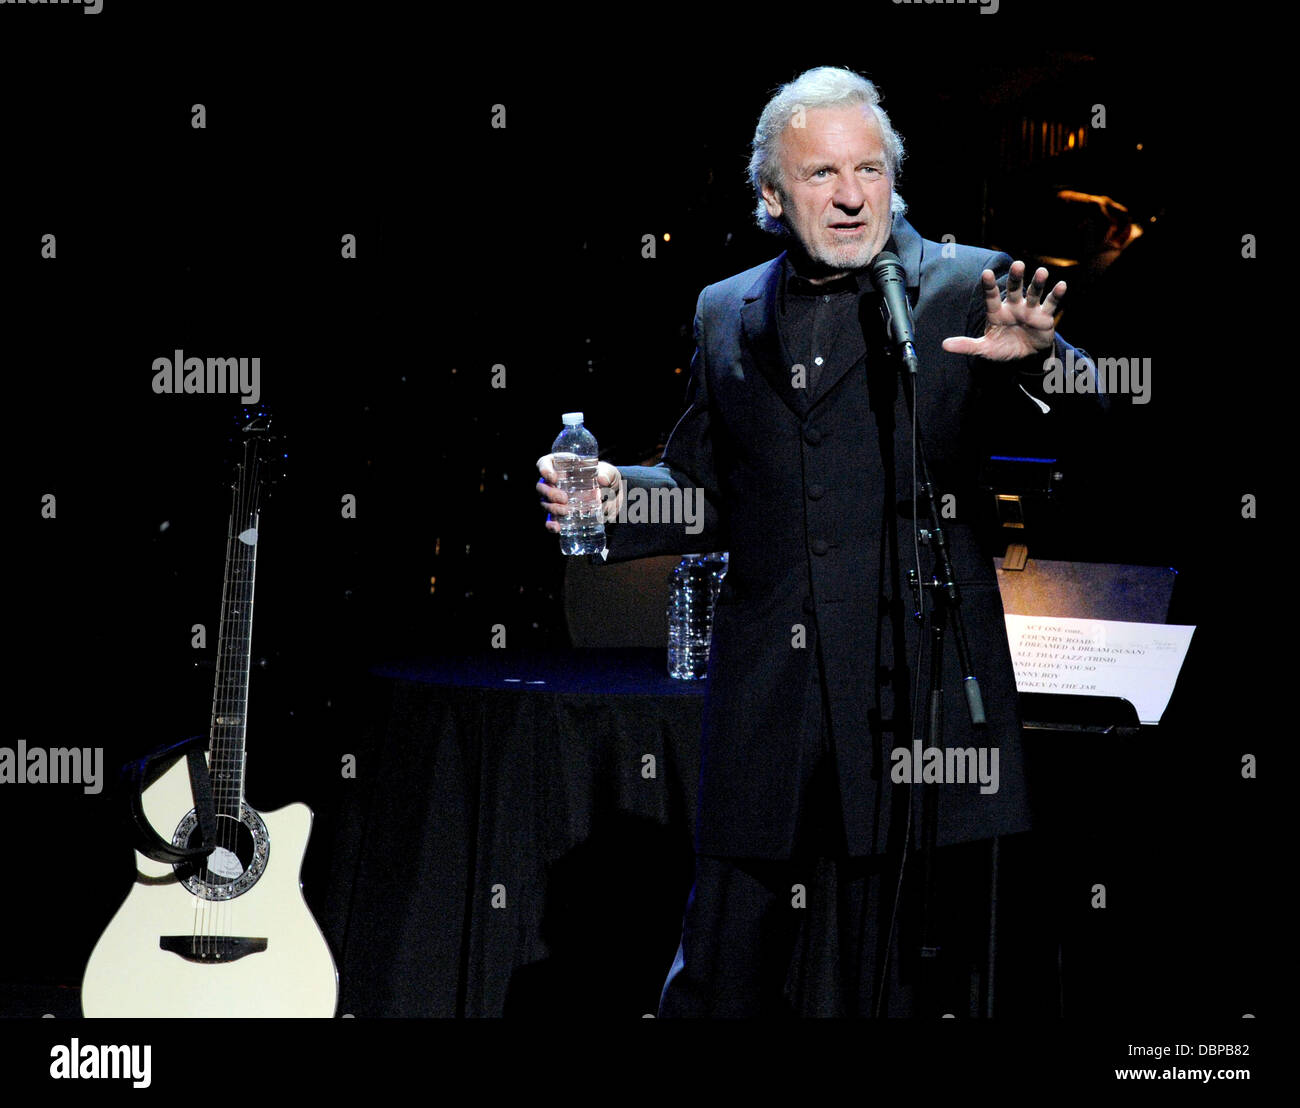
[203,456,236,955]
[197,434,263,960]
[226,438,259,953]
[198,464,237,958]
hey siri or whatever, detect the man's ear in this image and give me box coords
[761,181,783,220]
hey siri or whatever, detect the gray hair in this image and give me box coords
[749,66,907,233]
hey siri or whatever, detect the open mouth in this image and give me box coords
[830,222,865,233]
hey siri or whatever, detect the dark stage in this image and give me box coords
[0,1,1277,1094]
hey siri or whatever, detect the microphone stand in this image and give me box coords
[902,362,989,1016]
[872,262,988,1018]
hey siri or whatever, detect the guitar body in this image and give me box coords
[82,415,336,1017]
[82,754,338,1017]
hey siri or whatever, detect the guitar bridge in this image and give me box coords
[159,936,267,964]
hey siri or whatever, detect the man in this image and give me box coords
[537,66,1102,1016]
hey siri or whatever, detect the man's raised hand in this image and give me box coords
[941,260,1064,361]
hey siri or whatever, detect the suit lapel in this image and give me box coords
[740,254,815,419]
[807,216,924,407]
[804,295,868,407]
[891,213,924,289]
[739,218,926,419]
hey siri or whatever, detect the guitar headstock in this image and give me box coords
[228,405,286,498]
[239,407,273,439]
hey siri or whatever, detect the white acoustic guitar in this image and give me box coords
[82,417,337,1017]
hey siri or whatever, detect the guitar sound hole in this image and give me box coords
[173,811,268,900]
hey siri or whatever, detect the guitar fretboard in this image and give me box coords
[208,442,265,817]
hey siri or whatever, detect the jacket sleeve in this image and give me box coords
[946,249,1110,493]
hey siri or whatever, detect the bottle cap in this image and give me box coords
[561,412,584,425]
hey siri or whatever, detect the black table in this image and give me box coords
[319,649,704,1017]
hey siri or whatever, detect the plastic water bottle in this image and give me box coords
[551,412,605,556]
[668,551,728,679]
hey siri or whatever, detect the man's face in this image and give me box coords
[762,104,894,276]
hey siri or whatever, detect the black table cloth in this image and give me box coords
[318,649,703,1017]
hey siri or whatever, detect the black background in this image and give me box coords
[0,0,1278,1088]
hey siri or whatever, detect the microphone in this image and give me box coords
[869,251,918,371]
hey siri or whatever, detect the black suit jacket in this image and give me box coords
[607,214,1103,859]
